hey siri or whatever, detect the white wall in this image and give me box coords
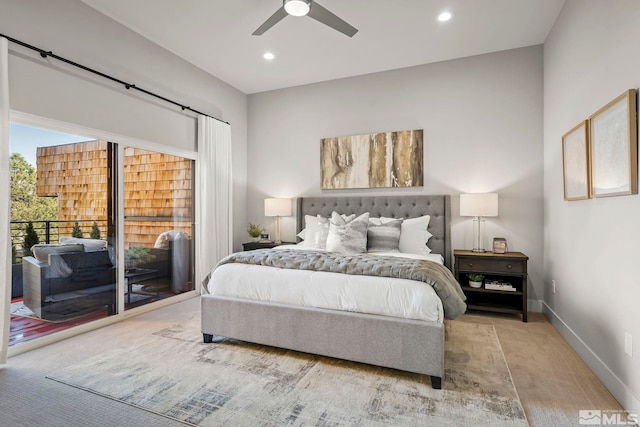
[248,46,544,303]
[1,0,249,251]
[544,0,640,413]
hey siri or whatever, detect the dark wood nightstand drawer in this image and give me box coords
[457,257,524,274]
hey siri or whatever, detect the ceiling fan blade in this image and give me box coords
[307,2,358,37]
[252,6,288,36]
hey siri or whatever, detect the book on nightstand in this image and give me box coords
[484,280,516,292]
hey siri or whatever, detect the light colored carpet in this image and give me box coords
[46,318,527,426]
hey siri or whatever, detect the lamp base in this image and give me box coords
[273,216,282,244]
[471,216,486,253]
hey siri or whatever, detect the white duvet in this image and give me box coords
[206,245,445,323]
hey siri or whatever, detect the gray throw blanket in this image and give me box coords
[212,248,467,320]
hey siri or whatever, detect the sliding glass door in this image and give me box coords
[122,147,194,310]
[9,120,195,346]
[9,124,117,345]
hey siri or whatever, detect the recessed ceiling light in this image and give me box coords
[438,11,453,22]
[263,52,275,60]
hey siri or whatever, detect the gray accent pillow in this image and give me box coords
[367,217,403,252]
[326,211,370,253]
[383,215,432,255]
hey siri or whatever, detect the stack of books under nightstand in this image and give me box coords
[484,280,517,292]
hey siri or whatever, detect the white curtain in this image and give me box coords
[0,37,11,365]
[196,115,233,294]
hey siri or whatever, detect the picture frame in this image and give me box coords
[589,89,638,198]
[492,237,508,254]
[259,233,270,242]
[561,120,590,200]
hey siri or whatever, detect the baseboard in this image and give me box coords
[542,301,640,416]
[528,298,543,313]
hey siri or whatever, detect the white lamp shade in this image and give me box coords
[460,193,498,217]
[264,198,292,217]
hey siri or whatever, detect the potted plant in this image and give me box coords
[247,223,263,241]
[468,273,484,288]
[125,246,156,271]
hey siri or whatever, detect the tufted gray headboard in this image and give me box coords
[296,195,452,269]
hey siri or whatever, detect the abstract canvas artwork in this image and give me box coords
[589,89,637,197]
[562,120,590,200]
[320,129,423,189]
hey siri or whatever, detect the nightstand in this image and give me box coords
[454,249,529,322]
[242,241,294,251]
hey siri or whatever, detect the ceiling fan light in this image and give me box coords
[284,0,311,17]
[438,11,453,22]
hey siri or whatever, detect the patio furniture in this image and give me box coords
[22,250,116,321]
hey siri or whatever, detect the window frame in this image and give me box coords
[8,110,197,357]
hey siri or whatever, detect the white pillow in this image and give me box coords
[31,243,84,263]
[326,211,370,254]
[300,213,357,248]
[384,215,432,255]
[59,236,108,252]
[367,217,402,252]
[154,230,188,248]
[301,215,329,249]
[47,254,74,278]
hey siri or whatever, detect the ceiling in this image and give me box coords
[79,0,565,95]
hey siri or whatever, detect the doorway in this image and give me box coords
[9,121,195,346]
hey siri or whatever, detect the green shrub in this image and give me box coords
[23,221,40,257]
[90,221,101,239]
[71,221,83,238]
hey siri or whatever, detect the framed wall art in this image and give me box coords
[589,89,638,197]
[320,129,423,190]
[561,120,590,200]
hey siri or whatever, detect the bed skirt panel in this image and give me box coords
[200,295,444,380]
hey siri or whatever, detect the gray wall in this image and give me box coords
[544,0,640,413]
[248,46,544,304]
[1,0,249,251]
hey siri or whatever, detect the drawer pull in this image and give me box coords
[507,264,512,269]
[468,263,473,268]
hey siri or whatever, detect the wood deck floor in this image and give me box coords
[9,290,175,346]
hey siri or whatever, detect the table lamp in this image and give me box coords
[460,193,498,252]
[264,198,292,243]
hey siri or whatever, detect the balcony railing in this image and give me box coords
[10,219,109,253]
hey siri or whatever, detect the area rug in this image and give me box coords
[47,319,528,426]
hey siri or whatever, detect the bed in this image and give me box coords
[200,195,465,389]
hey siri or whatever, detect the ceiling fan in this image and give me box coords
[253,0,358,37]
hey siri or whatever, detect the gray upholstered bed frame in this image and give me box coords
[201,194,451,389]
